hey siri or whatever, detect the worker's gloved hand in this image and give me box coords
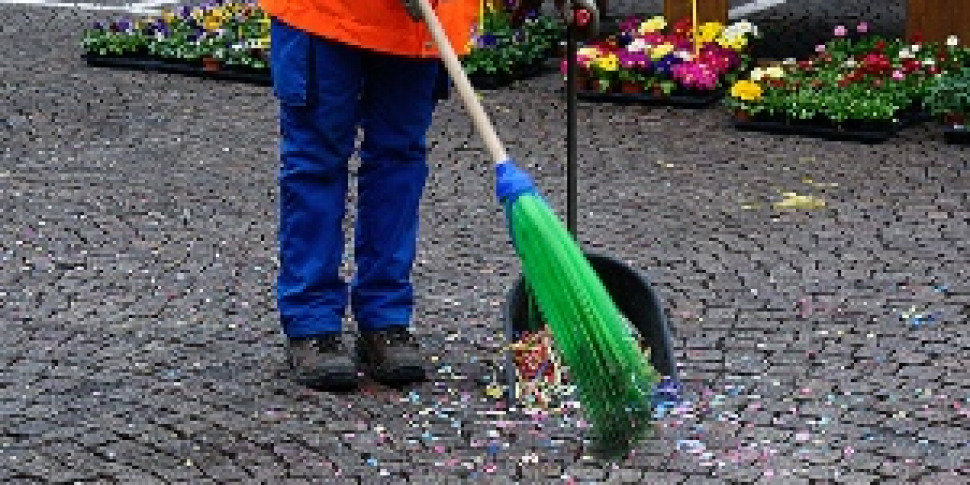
[401,0,422,21]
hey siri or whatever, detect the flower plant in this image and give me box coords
[462,7,564,79]
[82,0,271,69]
[923,66,970,122]
[563,15,758,93]
[725,23,970,124]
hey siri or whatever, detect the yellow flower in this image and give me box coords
[695,22,724,44]
[717,34,749,51]
[730,80,762,101]
[597,54,619,71]
[162,10,175,23]
[578,47,601,58]
[204,15,222,31]
[639,16,666,34]
[649,43,674,60]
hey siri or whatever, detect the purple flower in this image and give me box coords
[833,25,847,37]
[180,5,192,17]
[617,32,634,48]
[653,54,683,76]
[857,22,869,33]
[625,51,650,70]
[476,33,498,48]
[618,15,641,33]
[92,21,104,31]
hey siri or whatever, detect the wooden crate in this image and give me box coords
[663,0,728,25]
[907,0,970,45]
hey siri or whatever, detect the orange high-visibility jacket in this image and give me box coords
[258,0,478,58]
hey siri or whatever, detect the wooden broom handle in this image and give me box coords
[416,0,510,165]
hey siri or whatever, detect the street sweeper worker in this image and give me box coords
[258,0,598,391]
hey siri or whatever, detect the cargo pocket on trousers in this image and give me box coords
[270,17,311,106]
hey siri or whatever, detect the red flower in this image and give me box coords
[911,32,924,44]
[672,17,693,36]
[874,40,887,52]
[861,53,892,75]
[928,65,942,76]
[838,78,851,88]
[903,59,922,73]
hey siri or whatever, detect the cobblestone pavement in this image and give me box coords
[2,2,969,484]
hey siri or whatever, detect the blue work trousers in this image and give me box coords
[270,18,443,338]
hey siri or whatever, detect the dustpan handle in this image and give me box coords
[417,0,510,165]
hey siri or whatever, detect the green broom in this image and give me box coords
[416,0,660,458]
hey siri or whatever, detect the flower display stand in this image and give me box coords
[83,53,272,86]
[577,87,725,108]
[943,126,970,144]
[731,114,908,144]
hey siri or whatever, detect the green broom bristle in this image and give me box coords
[508,193,661,459]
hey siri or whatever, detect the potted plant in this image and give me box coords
[565,14,757,105]
[923,66,970,125]
[727,22,970,142]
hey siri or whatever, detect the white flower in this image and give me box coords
[750,67,765,82]
[155,32,165,41]
[727,20,758,37]
[844,58,858,68]
[911,44,921,53]
[626,38,648,53]
[923,58,935,67]
[947,35,960,47]
[764,66,784,78]
[783,57,796,66]
[674,50,694,61]
[898,48,913,59]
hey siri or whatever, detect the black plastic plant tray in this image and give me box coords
[467,60,549,90]
[576,87,726,108]
[83,53,272,86]
[732,116,907,144]
[943,126,970,145]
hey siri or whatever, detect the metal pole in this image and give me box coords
[565,9,578,239]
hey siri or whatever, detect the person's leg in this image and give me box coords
[272,17,363,387]
[351,52,440,384]
[351,54,440,331]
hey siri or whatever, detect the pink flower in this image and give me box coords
[816,44,826,53]
[834,25,847,37]
[856,22,869,33]
[892,70,905,81]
